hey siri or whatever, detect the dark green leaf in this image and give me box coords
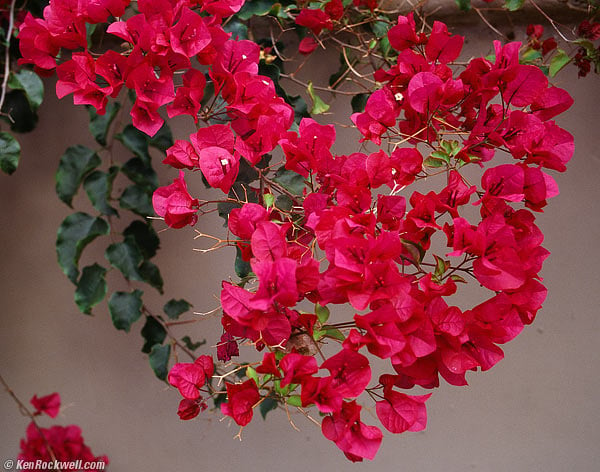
[454,0,471,11]
[121,157,159,191]
[8,69,44,110]
[85,23,97,50]
[74,263,107,314]
[275,194,293,212]
[119,184,154,217]
[212,393,227,409]
[105,240,143,281]
[288,94,310,124]
[181,336,206,351]
[55,145,101,206]
[1,90,38,132]
[235,245,252,278]
[237,0,273,20]
[372,18,391,38]
[87,102,120,146]
[56,212,109,283]
[123,220,160,259]
[224,18,248,40]
[116,125,150,163]
[164,299,192,319]
[108,289,143,332]
[148,122,174,152]
[149,344,170,381]
[273,167,305,195]
[504,0,525,11]
[259,397,278,420]
[351,93,368,113]
[141,316,167,354]
[138,260,164,293]
[83,167,119,216]
[328,54,349,89]
[0,132,20,175]
[236,157,259,184]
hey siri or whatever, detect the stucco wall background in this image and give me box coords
[1,15,599,472]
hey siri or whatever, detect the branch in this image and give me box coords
[0,0,18,119]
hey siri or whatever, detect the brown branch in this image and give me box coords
[0,0,18,120]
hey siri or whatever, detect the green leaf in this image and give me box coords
[123,220,160,260]
[116,125,150,163]
[307,81,330,115]
[108,289,143,332]
[181,336,206,351]
[56,213,110,283]
[504,0,525,11]
[138,260,164,293]
[83,167,119,216]
[105,241,143,281]
[263,193,275,208]
[0,132,20,175]
[450,274,467,283]
[235,245,252,278]
[287,395,302,407]
[74,263,107,314]
[259,397,278,420]
[55,145,101,206]
[224,18,248,40]
[433,254,449,278]
[141,316,167,354]
[119,184,154,217]
[324,328,345,341]
[549,49,570,77]
[148,122,174,152]
[149,344,171,381]
[454,0,471,11]
[520,48,542,63]
[273,167,305,195]
[315,304,330,324]
[87,102,120,146]
[246,366,259,383]
[237,0,273,20]
[121,157,159,191]
[164,299,192,319]
[351,93,368,113]
[8,69,44,110]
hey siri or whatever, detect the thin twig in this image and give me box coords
[0,0,18,119]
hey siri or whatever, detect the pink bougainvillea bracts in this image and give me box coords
[18,0,575,462]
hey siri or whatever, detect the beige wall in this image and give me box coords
[1,26,600,471]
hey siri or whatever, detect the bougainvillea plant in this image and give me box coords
[2,0,599,464]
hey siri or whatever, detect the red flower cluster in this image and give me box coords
[19,393,108,470]
[164,12,572,461]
